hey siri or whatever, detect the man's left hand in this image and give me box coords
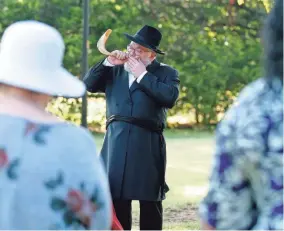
[127,57,147,78]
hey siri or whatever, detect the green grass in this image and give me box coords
[93,129,214,230]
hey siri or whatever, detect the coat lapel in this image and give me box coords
[120,67,131,98]
[129,59,161,94]
[129,79,139,93]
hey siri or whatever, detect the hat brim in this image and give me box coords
[0,65,86,98]
[124,33,165,55]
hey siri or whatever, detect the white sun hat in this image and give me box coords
[0,20,85,98]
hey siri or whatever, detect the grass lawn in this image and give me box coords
[93,129,215,230]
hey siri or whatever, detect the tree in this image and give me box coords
[0,0,268,129]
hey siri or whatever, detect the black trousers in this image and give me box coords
[113,199,163,230]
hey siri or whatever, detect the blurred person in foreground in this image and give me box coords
[199,0,283,229]
[0,21,111,229]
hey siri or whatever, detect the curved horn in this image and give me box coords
[97,29,112,56]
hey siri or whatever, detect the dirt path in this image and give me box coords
[164,204,198,223]
[132,203,198,227]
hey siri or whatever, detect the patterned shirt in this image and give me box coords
[199,78,283,230]
[0,115,111,230]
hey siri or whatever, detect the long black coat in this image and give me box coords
[83,59,179,201]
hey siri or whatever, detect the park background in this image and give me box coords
[0,0,273,229]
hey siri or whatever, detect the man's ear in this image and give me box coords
[150,51,156,59]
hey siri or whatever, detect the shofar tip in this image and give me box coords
[97,29,112,56]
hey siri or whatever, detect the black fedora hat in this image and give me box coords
[124,25,165,55]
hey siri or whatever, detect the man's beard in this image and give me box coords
[143,58,152,67]
[124,62,132,74]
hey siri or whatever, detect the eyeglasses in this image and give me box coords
[127,44,151,55]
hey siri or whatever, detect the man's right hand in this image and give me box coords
[107,50,128,65]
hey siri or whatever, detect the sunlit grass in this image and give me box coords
[93,129,214,230]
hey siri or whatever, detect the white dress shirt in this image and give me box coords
[103,58,147,88]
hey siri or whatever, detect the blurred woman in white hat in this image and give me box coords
[0,20,111,229]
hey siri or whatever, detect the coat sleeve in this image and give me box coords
[137,68,180,108]
[83,59,113,93]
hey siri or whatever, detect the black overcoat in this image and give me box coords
[83,59,179,201]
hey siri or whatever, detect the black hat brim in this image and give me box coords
[124,33,165,55]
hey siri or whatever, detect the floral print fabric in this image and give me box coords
[199,78,283,230]
[0,116,111,230]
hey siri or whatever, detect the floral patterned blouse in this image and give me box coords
[0,115,111,230]
[199,78,283,230]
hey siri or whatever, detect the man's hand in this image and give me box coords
[127,57,147,78]
[107,50,128,65]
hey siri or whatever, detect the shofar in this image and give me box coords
[97,29,113,56]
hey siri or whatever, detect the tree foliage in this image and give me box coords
[0,0,269,128]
